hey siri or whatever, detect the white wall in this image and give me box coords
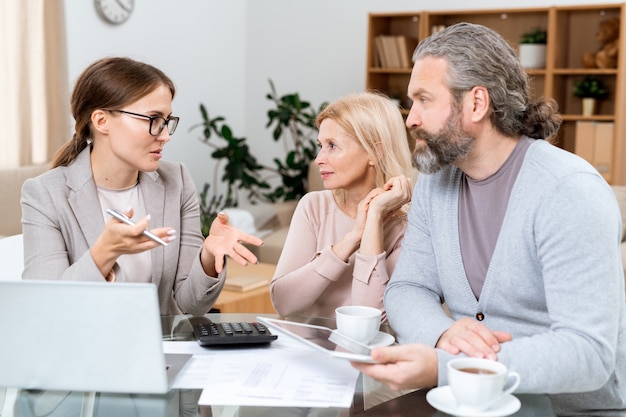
[65,0,624,195]
[64,1,247,193]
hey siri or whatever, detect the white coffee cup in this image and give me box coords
[447,357,521,412]
[335,305,382,345]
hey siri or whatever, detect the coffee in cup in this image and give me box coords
[335,305,382,345]
[447,357,520,412]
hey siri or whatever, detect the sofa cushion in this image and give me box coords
[0,164,49,237]
[255,226,289,265]
[223,202,279,238]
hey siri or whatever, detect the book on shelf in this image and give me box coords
[374,35,387,67]
[396,36,419,69]
[380,35,399,68]
[386,35,403,68]
[224,275,269,292]
[374,35,399,68]
[374,35,419,69]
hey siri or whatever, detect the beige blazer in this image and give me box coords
[21,147,224,316]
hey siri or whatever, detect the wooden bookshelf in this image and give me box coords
[366,4,626,185]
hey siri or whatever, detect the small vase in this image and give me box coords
[519,44,546,69]
[582,98,596,116]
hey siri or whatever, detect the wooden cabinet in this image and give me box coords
[366,4,626,185]
[213,262,276,314]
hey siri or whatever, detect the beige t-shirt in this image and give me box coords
[270,190,407,319]
[97,183,151,283]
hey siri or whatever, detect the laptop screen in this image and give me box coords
[0,280,176,394]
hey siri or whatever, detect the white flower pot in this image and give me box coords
[582,98,597,116]
[519,44,546,69]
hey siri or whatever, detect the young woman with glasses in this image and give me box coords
[21,56,263,316]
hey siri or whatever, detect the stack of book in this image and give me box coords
[224,275,269,292]
[373,35,419,69]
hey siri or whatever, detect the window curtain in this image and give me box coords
[0,0,69,168]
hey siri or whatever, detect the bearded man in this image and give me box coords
[352,22,626,417]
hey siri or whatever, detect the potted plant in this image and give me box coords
[573,75,609,116]
[519,28,547,69]
[190,80,326,235]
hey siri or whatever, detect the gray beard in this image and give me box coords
[409,110,475,174]
[411,136,474,174]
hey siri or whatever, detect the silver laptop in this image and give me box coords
[0,280,190,394]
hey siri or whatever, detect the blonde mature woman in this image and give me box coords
[270,91,413,319]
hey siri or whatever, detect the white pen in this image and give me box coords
[106,208,168,246]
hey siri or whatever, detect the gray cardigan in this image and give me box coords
[385,140,626,415]
[21,147,224,316]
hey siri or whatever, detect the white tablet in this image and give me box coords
[257,317,376,363]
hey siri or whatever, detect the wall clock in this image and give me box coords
[94,0,135,25]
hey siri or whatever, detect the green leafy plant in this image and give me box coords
[197,184,238,237]
[190,79,326,235]
[264,79,322,202]
[573,75,609,99]
[520,28,547,44]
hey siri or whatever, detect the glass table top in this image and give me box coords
[1,313,556,417]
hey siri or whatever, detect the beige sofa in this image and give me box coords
[0,164,49,237]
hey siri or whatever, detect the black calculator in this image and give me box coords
[193,321,278,346]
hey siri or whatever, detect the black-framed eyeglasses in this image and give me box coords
[108,109,179,136]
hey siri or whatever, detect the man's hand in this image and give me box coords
[436,317,512,360]
[351,344,438,391]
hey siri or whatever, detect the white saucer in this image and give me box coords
[426,386,521,417]
[368,331,395,347]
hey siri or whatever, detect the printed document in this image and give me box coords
[163,335,360,408]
